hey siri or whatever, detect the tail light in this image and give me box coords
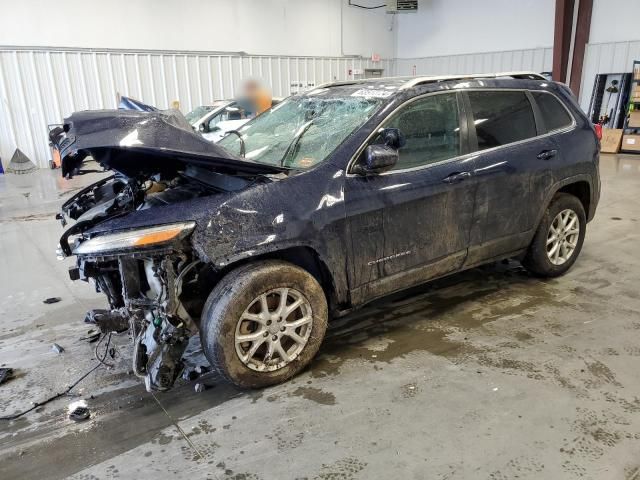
[593,124,602,141]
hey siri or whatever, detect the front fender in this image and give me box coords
[190,206,320,267]
[189,166,350,306]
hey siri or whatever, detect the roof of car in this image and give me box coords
[314,71,547,92]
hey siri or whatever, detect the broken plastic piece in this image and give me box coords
[51,343,65,354]
[0,368,14,385]
[68,405,90,422]
[43,297,62,304]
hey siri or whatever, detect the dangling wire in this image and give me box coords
[0,332,114,421]
[94,332,114,368]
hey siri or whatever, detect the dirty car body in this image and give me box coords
[55,73,600,391]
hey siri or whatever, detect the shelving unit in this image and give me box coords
[620,60,640,153]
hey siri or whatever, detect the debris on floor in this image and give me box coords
[43,297,62,304]
[0,368,14,386]
[1,351,106,421]
[51,343,65,354]
[68,401,91,422]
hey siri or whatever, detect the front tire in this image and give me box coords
[200,260,328,388]
[522,193,586,277]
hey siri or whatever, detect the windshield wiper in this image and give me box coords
[280,120,314,167]
[223,130,246,158]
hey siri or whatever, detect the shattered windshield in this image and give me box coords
[217,92,384,169]
[185,105,216,124]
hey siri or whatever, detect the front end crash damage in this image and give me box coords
[54,107,288,391]
[64,195,219,391]
[78,248,207,391]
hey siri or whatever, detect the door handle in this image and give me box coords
[442,171,472,184]
[537,149,557,160]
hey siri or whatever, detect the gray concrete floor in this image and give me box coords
[1,155,640,479]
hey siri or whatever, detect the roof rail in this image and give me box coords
[400,71,546,89]
[312,80,362,90]
[309,71,546,92]
[311,75,418,90]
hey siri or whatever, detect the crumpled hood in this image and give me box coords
[50,108,286,177]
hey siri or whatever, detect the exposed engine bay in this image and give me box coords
[59,169,233,390]
[53,105,286,391]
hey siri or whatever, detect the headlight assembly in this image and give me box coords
[73,222,196,255]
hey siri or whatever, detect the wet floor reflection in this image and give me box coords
[314,259,556,376]
[2,259,547,476]
[599,153,640,177]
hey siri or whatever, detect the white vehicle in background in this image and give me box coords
[184,100,233,131]
[185,98,283,143]
[202,115,250,143]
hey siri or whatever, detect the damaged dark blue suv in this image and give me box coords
[54,72,600,390]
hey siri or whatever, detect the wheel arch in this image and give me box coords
[556,180,591,220]
[536,175,594,229]
[211,246,342,314]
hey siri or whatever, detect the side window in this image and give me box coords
[467,91,536,150]
[377,93,460,170]
[532,92,573,132]
[207,106,247,130]
[207,112,225,131]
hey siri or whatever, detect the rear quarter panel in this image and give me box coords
[531,84,600,225]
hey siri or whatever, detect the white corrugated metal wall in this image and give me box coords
[0,45,560,169]
[0,47,394,168]
[5,41,640,169]
[395,47,553,77]
[579,40,640,112]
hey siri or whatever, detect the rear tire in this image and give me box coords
[522,193,586,277]
[200,260,328,388]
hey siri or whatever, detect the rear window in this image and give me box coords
[532,91,573,132]
[467,91,537,150]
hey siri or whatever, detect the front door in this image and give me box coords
[344,92,477,305]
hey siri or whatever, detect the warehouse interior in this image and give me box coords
[1,1,640,479]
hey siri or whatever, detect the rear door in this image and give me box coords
[344,92,477,304]
[529,90,577,197]
[462,89,559,265]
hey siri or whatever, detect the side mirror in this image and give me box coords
[198,123,207,133]
[353,144,398,176]
[381,127,406,149]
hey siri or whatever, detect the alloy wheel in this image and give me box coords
[546,208,580,265]
[234,287,313,372]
